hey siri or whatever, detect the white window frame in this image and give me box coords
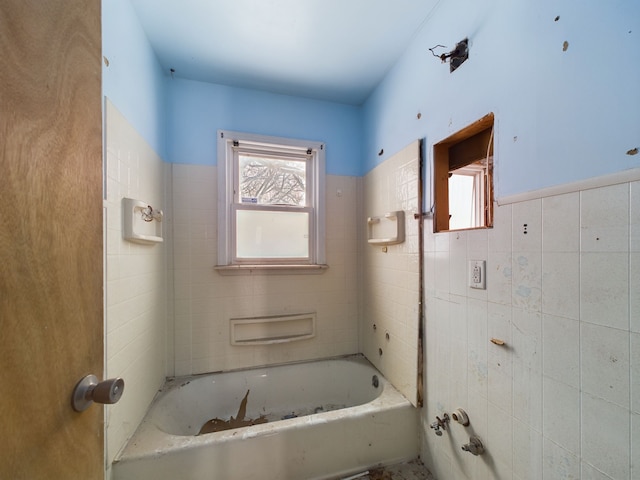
[217,130,326,270]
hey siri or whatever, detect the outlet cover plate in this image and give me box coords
[469,260,486,289]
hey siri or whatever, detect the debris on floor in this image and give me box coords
[198,389,268,435]
[340,459,436,480]
[367,467,393,480]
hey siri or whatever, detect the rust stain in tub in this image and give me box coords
[198,389,268,435]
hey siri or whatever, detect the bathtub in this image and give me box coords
[113,355,418,480]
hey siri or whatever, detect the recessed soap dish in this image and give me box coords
[122,197,163,244]
[367,210,405,246]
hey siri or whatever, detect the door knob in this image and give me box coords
[72,374,125,412]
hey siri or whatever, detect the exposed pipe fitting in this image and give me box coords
[461,435,484,456]
[451,408,470,426]
[429,413,450,436]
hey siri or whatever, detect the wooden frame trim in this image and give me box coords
[433,113,494,232]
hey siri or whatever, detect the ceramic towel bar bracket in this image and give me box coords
[367,210,405,246]
[123,197,164,244]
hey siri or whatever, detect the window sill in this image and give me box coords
[214,264,329,276]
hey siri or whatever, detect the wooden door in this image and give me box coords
[0,1,104,478]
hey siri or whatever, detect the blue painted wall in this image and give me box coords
[102,0,362,176]
[363,0,640,198]
[103,0,640,193]
[165,78,363,176]
[102,0,167,159]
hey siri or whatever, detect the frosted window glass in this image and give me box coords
[449,174,476,230]
[239,155,306,206]
[236,210,309,259]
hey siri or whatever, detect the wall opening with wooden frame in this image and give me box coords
[433,113,494,232]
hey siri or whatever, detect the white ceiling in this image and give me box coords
[130,0,441,105]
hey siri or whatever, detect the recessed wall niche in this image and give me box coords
[433,113,494,232]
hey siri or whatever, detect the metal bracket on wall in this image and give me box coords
[428,38,469,73]
[449,38,469,72]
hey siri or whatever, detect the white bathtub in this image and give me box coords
[113,355,418,480]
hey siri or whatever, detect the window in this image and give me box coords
[433,113,494,232]
[448,160,489,230]
[217,130,326,269]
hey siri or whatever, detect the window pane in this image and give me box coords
[236,209,309,259]
[239,155,306,206]
[448,173,476,230]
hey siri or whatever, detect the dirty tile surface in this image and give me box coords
[340,459,436,480]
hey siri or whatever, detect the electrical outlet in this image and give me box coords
[469,260,486,289]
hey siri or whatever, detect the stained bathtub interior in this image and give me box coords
[197,389,268,434]
[196,389,350,435]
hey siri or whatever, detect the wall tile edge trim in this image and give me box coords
[497,167,640,206]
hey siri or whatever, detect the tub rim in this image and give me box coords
[114,354,412,463]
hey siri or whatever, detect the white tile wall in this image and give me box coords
[422,179,638,479]
[542,438,580,480]
[631,333,640,416]
[104,110,638,479]
[581,252,629,330]
[632,412,640,480]
[631,182,640,253]
[580,184,629,253]
[104,100,168,473]
[580,322,629,408]
[542,314,580,388]
[361,141,420,405]
[543,376,580,454]
[542,192,580,252]
[542,251,580,319]
[631,253,640,334]
[582,392,630,479]
[513,418,543,480]
[170,164,359,375]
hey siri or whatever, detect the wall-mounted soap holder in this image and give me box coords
[367,210,405,246]
[122,197,163,245]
